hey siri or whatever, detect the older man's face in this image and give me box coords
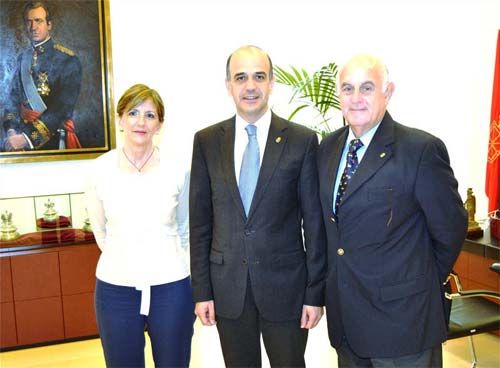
[338,60,393,137]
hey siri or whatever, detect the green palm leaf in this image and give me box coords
[274,62,343,134]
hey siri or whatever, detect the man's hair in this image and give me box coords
[225,45,273,81]
[23,1,52,23]
[117,84,165,123]
[337,54,391,94]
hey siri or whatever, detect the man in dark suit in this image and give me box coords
[189,45,326,367]
[317,54,468,367]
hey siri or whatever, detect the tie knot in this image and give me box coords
[245,124,257,137]
[348,139,363,154]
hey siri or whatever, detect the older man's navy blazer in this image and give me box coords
[317,112,467,358]
[190,112,326,322]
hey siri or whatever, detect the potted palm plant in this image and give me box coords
[274,62,345,137]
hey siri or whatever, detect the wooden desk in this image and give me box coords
[454,227,499,292]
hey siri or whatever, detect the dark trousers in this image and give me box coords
[216,283,308,368]
[95,277,195,368]
[337,336,443,368]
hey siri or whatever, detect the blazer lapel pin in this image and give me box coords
[275,136,282,144]
[380,152,386,158]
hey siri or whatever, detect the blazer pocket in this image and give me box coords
[209,249,224,264]
[367,187,395,227]
[367,187,394,201]
[379,274,428,302]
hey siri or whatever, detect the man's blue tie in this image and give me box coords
[334,138,364,213]
[239,124,260,216]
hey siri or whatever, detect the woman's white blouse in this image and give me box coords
[85,149,189,315]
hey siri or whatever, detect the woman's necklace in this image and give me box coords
[122,147,155,172]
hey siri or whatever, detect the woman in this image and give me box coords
[85,84,194,367]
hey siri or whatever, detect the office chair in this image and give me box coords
[446,263,500,368]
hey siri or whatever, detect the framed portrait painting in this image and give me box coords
[0,0,115,163]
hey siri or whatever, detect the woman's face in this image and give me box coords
[119,98,161,147]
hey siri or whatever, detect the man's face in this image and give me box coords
[24,7,51,44]
[225,48,274,123]
[338,60,393,136]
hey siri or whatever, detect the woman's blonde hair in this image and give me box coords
[116,84,164,122]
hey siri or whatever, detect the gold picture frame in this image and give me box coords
[0,0,115,163]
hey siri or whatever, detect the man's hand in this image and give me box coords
[5,133,29,151]
[300,305,324,329]
[195,300,216,326]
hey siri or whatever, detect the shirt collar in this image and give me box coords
[33,37,51,49]
[235,109,272,133]
[347,121,382,147]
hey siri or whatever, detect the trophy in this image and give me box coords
[0,211,20,241]
[464,188,483,239]
[82,208,93,233]
[43,199,58,222]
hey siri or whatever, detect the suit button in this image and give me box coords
[242,259,248,265]
[337,248,345,256]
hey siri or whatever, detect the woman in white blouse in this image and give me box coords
[85,84,194,367]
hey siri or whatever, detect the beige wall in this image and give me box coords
[1,0,498,221]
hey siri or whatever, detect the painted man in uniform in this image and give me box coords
[2,1,82,151]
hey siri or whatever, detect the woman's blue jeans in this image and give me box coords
[95,276,195,368]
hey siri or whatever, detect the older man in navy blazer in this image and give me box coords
[190,45,326,367]
[317,54,468,367]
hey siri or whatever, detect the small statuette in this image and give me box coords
[464,188,483,238]
[82,208,93,233]
[0,211,20,241]
[43,199,58,222]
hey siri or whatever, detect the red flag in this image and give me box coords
[486,30,500,213]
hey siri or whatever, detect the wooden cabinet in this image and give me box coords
[0,257,16,348]
[0,243,100,350]
[11,251,64,346]
[0,301,16,348]
[15,297,64,345]
[60,245,100,338]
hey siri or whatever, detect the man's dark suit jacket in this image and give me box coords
[190,112,326,322]
[317,112,468,358]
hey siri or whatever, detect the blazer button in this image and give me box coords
[242,259,248,265]
[337,248,345,256]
